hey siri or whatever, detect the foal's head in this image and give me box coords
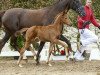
[61,12,71,26]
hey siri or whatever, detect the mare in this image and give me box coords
[16,11,72,67]
[0,0,85,53]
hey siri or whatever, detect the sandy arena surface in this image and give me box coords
[0,57,100,75]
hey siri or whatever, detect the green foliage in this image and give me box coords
[93,0,100,20]
[68,10,77,27]
[0,0,54,9]
[16,35,24,48]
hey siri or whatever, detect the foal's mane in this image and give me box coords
[53,10,68,25]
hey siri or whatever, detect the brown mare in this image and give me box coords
[0,0,85,54]
[16,12,72,67]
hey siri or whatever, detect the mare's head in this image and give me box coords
[43,0,85,25]
[69,0,86,17]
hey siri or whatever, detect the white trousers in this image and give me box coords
[79,29,98,47]
[74,29,98,58]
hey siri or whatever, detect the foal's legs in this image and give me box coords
[36,41,45,65]
[28,45,37,59]
[36,35,73,64]
[10,35,28,61]
[17,41,31,67]
[59,35,74,60]
[17,30,36,66]
[60,35,73,52]
[54,39,69,61]
[46,43,54,66]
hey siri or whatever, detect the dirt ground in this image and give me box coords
[0,57,100,75]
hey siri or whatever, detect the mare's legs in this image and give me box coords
[1,17,20,53]
[36,41,45,65]
[10,35,20,59]
[0,31,11,53]
[10,35,19,51]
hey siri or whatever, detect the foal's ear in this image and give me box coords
[60,11,65,16]
[62,10,68,16]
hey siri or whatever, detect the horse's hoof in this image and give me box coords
[70,59,74,61]
[47,63,52,67]
[46,61,52,67]
[65,59,68,63]
[34,56,37,60]
[69,58,74,61]
[36,62,40,65]
[17,61,23,67]
[65,60,68,63]
[19,64,23,67]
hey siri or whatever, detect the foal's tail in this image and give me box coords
[15,28,29,37]
[0,10,6,28]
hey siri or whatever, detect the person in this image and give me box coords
[74,0,100,60]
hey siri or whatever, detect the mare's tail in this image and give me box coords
[0,10,6,28]
[15,28,29,36]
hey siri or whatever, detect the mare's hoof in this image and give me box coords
[36,59,40,65]
[36,62,40,65]
[35,55,41,65]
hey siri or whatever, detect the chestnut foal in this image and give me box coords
[17,12,73,67]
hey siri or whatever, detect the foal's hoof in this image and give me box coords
[17,61,23,67]
[65,59,68,63]
[46,61,52,67]
[47,63,52,67]
[18,64,23,67]
[34,56,37,60]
